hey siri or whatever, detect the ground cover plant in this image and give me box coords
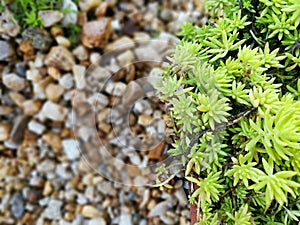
[156,0,300,224]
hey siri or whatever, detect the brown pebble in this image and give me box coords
[81,205,101,218]
[22,99,42,116]
[0,122,11,141]
[81,18,112,48]
[47,66,62,80]
[27,189,42,203]
[50,26,64,37]
[44,46,75,71]
[148,141,166,160]
[45,83,65,101]
[42,132,62,150]
[19,40,35,57]
[9,92,26,108]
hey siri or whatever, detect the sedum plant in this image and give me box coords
[155,0,300,224]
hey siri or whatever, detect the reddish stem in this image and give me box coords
[189,179,199,225]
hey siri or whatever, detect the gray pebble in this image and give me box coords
[10,192,24,218]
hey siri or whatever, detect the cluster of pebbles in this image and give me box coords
[0,0,203,224]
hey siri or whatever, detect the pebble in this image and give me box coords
[9,115,29,145]
[0,9,20,37]
[45,83,65,101]
[38,10,64,27]
[44,199,63,219]
[47,66,62,80]
[22,27,53,52]
[117,50,135,67]
[0,105,13,115]
[79,0,102,11]
[82,205,101,218]
[0,41,15,61]
[90,52,101,65]
[119,214,132,225]
[105,82,127,96]
[62,0,78,25]
[40,101,68,121]
[138,114,153,126]
[22,99,42,116]
[133,32,151,45]
[15,62,27,77]
[0,123,11,141]
[55,35,71,48]
[10,192,25,218]
[134,46,162,62]
[59,73,74,89]
[105,36,135,52]
[148,201,169,217]
[45,46,75,71]
[121,81,144,105]
[73,65,86,89]
[89,66,111,81]
[88,218,106,225]
[2,73,27,91]
[28,120,46,135]
[42,132,62,149]
[174,188,188,206]
[62,139,80,160]
[81,18,112,48]
[73,45,89,61]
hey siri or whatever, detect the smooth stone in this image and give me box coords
[122,81,144,105]
[105,82,126,96]
[62,139,80,160]
[22,27,53,52]
[10,192,24,218]
[22,99,42,116]
[148,201,169,217]
[28,120,46,135]
[38,10,64,27]
[10,115,30,145]
[2,73,26,91]
[82,205,101,218]
[0,41,15,61]
[73,45,88,61]
[62,0,78,25]
[0,9,20,37]
[81,18,112,48]
[44,199,63,219]
[72,65,86,89]
[134,46,162,62]
[55,35,71,48]
[40,101,68,121]
[45,83,65,102]
[59,73,74,89]
[117,50,135,67]
[79,0,102,11]
[105,36,135,52]
[0,123,11,141]
[88,218,106,225]
[0,105,13,115]
[119,214,132,225]
[89,66,111,81]
[45,46,75,71]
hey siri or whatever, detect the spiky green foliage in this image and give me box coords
[156,0,300,224]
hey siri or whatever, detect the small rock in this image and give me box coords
[81,18,112,48]
[44,199,63,219]
[46,83,65,101]
[55,35,71,48]
[90,52,101,65]
[62,139,80,160]
[79,0,102,11]
[43,180,53,196]
[134,46,161,62]
[47,66,62,80]
[40,101,68,121]
[2,73,27,91]
[133,32,151,45]
[59,73,74,89]
[88,218,106,225]
[138,114,153,126]
[10,192,24,218]
[0,9,20,37]
[22,27,53,52]
[89,66,111,81]
[45,46,75,71]
[28,120,46,135]
[105,36,135,52]
[148,141,166,160]
[117,50,135,67]
[105,82,127,96]
[9,116,29,145]
[174,187,188,206]
[9,92,26,108]
[0,41,15,61]
[62,0,78,25]
[0,123,11,141]
[73,45,88,61]
[38,10,64,27]
[15,62,27,77]
[148,201,169,217]
[82,205,101,218]
[95,2,108,18]
[42,132,62,149]
[0,105,14,115]
[19,40,35,59]
[22,99,42,115]
[119,214,132,225]
[73,65,86,89]
[122,81,144,105]
[160,9,173,22]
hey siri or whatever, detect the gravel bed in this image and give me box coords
[0,0,202,224]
